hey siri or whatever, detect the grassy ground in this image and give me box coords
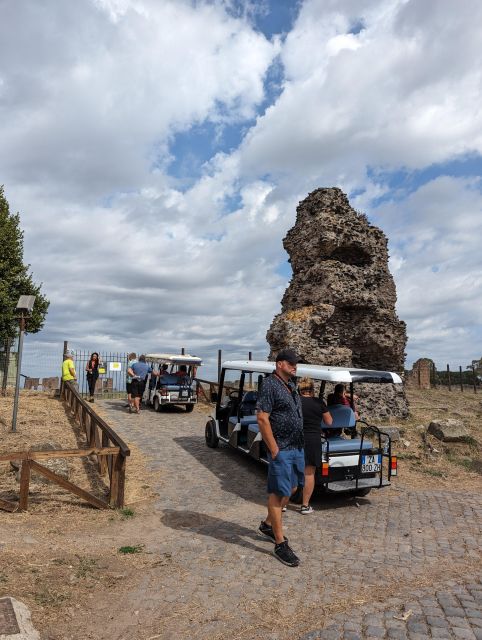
[392,385,481,491]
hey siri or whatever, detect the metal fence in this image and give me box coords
[73,350,128,399]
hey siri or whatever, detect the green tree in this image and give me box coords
[0,186,49,340]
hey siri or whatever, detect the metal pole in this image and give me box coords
[12,316,26,432]
[459,366,463,392]
[472,365,478,394]
[248,351,252,388]
[217,349,222,384]
[181,347,185,355]
[447,364,451,391]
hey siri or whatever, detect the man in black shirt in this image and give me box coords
[256,349,304,567]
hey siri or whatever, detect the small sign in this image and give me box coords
[109,362,122,372]
[98,362,107,374]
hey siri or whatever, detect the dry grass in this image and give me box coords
[0,388,161,634]
[393,386,481,492]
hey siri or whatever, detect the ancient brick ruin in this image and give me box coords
[267,187,408,420]
[407,358,433,389]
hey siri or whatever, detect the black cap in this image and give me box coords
[275,349,301,365]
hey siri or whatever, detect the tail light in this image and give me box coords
[390,456,398,477]
[321,462,329,477]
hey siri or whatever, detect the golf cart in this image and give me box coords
[204,360,400,496]
[145,353,202,412]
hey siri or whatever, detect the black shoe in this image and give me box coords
[273,541,300,567]
[258,521,287,543]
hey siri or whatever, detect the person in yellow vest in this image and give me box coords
[62,349,77,388]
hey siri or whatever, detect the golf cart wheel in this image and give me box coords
[185,403,194,413]
[153,396,160,412]
[205,419,219,448]
[353,488,371,497]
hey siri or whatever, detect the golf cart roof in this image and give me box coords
[222,360,402,384]
[145,353,202,366]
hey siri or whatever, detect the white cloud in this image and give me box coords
[372,176,482,367]
[1,0,482,377]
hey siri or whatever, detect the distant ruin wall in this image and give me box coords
[267,187,409,421]
[407,358,433,389]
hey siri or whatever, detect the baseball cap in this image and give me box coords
[275,348,301,365]
[65,349,75,356]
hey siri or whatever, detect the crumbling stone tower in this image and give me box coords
[267,187,408,420]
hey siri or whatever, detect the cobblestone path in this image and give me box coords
[96,401,482,640]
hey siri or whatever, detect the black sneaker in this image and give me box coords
[273,541,300,567]
[258,521,287,543]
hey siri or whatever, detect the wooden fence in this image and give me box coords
[0,380,130,512]
[61,380,130,507]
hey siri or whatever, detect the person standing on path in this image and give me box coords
[256,348,304,567]
[125,352,137,410]
[62,349,77,389]
[128,355,158,413]
[85,352,100,402]
[299,377,332,514]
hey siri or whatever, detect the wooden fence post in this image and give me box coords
[447,364,451,391]
[459,366,464,392]
[472,365,478,394]
[19,460,31,511]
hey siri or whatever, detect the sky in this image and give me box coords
[1,0,481,379]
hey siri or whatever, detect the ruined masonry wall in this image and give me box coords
[267,187,409,421]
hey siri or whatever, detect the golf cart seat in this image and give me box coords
[229,415,258,427]
[247,422,260,434]
[326,405,356,429]
[322,436,372,454]
[159,374,180,386]
[239,390,258,417]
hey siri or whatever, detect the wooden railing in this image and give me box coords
[195,378,238,403]
[61,380,130,507]
[0,382,130,513]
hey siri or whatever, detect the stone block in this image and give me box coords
[427,419,469,442]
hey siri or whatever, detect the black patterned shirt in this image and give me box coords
[256,374,304,450]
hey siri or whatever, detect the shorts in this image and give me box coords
[126,381,133,394]
[304,432,322,468]
[130,378,144,398]
[267,448,305,497]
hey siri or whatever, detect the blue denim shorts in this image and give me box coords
[267,448,305,497]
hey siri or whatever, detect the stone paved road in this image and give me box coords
[95,401,482,640]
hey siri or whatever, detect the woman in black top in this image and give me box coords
[299,377,332,514]
[85,352,100,402]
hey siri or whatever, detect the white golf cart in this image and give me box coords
[205,360,400,496]
[145,353,202,412]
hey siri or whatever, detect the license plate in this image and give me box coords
[361,454,381,473]
[180,391,189,398]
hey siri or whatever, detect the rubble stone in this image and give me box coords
[427,419,470,442]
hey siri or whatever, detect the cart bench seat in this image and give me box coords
[229,415,258,427]
[322,436,372,453]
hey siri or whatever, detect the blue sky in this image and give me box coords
[1,0,482,380]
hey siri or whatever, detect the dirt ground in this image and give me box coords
[0,386,480,639]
